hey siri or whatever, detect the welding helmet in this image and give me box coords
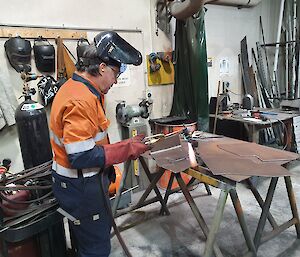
[4,36,32,73]
[76,38,90,61]
[94,31,142,67]
[37,75,62,106]
[33,37,55,73]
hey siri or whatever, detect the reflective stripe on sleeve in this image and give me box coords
[94,131,107,142]
[64,138,95,154]
[50,130,64,146]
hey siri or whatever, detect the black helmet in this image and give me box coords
[33,37,55,73]
[4,36,32,73]
[94,31,142,66]
[76,38,90,61]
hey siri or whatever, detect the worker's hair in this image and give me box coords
[75,44,102,76]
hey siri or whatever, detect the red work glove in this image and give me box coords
[103,134,150,168]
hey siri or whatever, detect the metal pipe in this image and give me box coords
[286,30,289,99]
[169,0,205,20]
[213,81,221,134]
[259,16,274,98]
[261,40,300,47]
[0,23,142,33]
[206,0,261,7]
[273,0,286,97]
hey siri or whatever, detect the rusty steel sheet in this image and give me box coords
[196,140,292,177]
[151,133,181,152]
[150,136,191,173]
[200,156,290,177]
[221,174,250,182]
[218,142,299,162]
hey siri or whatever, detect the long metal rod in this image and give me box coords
[286,31,289,98]
[260,16,274,98]
[0,23,142,33]
[262,40,300,47]
[230,189,257,256]
[175,173,224,257]
[253,177,278,249]
[273,0,286,97]
[284,176,300,237]
[213,81,221,134]
[204,189,228,257]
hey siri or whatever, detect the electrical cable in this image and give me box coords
[228,89,243,96]
[99,172,132,257]
[0,191,53,205]
[268,118,288,150]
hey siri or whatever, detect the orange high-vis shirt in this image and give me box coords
[50,73,110,170]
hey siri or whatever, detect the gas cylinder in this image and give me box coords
[109,166,122,196]
[15,95,52,169]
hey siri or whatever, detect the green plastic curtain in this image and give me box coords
[170,10,209,131]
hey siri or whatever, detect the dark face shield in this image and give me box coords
[94,31,142,66]
[4,37,32,73]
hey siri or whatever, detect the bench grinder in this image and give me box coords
[115,94,153,190]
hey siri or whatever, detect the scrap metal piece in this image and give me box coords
[218,142,299,162]
[196,139,293,177]
[150,134,191,173]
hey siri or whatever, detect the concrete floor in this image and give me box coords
[110,160,300,257]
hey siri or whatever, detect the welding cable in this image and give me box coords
[99,172,132,257]
[2,197,57,221]
[228,89,242,96]
[0,191,53,205]
[0,201,54,216]
[0,185,52,191]
[269,119,288,150]
[1,205,40,218]
[0,203,57,233]
[9,161,52,176]
[6,169,51,184]
[277,119,288,150]
[5,161,52,180]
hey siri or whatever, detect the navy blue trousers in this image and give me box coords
[52,171,112,257]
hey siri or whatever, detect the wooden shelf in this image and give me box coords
[0,26,87,40]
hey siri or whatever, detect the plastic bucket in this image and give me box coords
[153,119,197,190]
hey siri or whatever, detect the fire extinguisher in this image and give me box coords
[15,72,52,169]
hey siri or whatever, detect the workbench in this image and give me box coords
[112,135,300,257]
[210,108,299,150]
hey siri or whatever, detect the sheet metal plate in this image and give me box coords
[196,138,293,177]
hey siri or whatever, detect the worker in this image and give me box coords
[50,31,149,257]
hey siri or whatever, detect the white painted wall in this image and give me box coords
[0,0,278,172]
[0,0,172,172]
[205,0,280,103]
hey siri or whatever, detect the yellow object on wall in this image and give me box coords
[147,54,174,86]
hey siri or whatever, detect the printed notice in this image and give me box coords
[220,58,230,75]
